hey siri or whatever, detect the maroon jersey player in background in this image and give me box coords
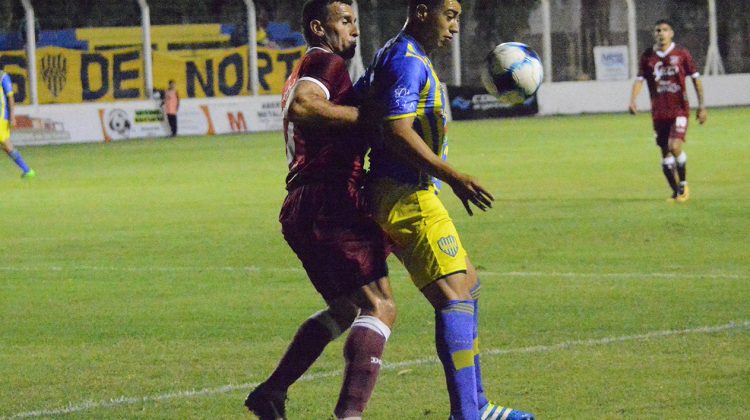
[245,1,396,419]
[629,19,707,202]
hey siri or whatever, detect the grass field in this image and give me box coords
[1,108,748,419]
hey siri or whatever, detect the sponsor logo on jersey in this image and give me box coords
[654,61,680,81]
[656,81,682,94]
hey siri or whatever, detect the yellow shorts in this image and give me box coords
[367,177,468,289]
[0,120,9,143]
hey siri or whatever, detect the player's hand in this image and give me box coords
[697,107,707,125]
[449,173,495,216]
[628,102,637,115]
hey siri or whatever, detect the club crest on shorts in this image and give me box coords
[437,235,459,257]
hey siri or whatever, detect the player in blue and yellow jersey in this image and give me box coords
[355,1,534,419]
[0,68,34,178]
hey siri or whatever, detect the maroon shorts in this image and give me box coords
[279,183,389,301]
[653,116,688,149]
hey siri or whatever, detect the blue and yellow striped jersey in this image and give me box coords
[355,32,448,187]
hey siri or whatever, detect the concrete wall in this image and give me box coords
[11,74,749,146]
[537,74,750,115]
[12,95,283,147]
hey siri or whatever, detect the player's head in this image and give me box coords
[168,80,175,88]
[302,0,358,59]
[653,19,674,47]
[404,0,462,52]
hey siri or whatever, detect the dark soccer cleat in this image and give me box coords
[244,384,287,420]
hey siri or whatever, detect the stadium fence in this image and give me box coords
[1,0,748,145]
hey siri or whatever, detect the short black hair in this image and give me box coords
[301,0,353,44]
[408,0,461,14]
[654,19,674,30]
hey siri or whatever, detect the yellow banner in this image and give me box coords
[0,45,305,104]
[0,47,143,104]
[41,47,143,103]
[153,45,305,97]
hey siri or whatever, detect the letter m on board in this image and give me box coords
[227,111,247,132]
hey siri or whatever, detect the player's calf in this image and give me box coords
[334,315,391,419]
[661,156,679,199]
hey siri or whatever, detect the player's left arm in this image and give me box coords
[2,76,14,127]
[383,117,494,216]
[692,77,707,124]
[684,49,706,125]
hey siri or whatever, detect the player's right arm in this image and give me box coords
[287,80,359,127]
[383,117,494,216]
[630,52,649,115]
[629,78,644,115]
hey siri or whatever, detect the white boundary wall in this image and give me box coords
[537,74,750,115]
[11,95,283,146]
[10,74,750,146]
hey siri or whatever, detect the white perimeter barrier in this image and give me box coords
[10,74,750,146]
[10,95,283,147]
[537,74,750,115]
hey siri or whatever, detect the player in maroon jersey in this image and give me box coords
[244,1,396,419]
[629,19,707,202]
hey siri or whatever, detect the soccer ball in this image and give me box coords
[481,42,543,105]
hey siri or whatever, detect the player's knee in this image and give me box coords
[422,273,474,310]
[351,313,392,342]
[358,294,396,328]
[464,267,479,291]
[376,297,397,328]
[306,310,340,340]
[317,305,358,339]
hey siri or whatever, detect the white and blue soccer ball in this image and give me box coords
[480,42,543,105]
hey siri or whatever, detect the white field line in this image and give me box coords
[4,320,749,419]
[0,265,746,280]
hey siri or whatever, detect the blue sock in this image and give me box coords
[8,150,31,173]
[435,300,477,419]
[470,281,488,408]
